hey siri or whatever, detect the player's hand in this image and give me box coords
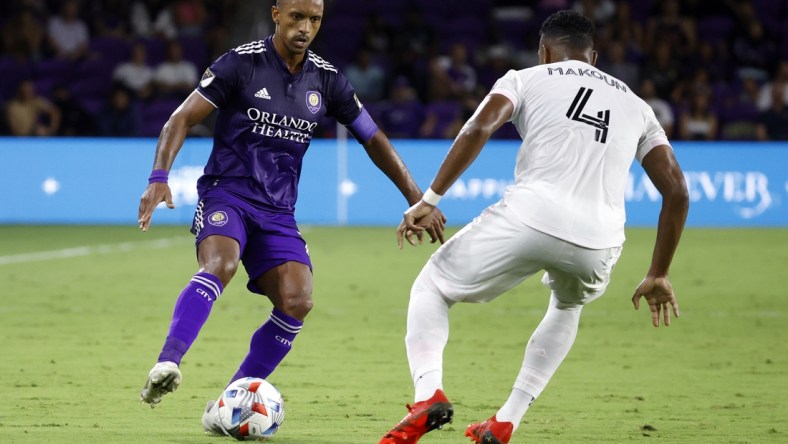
[138,183,175,232]
[424,207,447,244]
[632,276,680,327]
[397,201,437,248]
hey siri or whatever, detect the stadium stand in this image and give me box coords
[1,0,787,140]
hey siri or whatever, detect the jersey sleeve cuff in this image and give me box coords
[489,88,518,108]
[637,137,671,162]
[348,107,379,143]
[196,89,219,109]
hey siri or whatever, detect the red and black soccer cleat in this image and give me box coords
[465,415,514,444]
[380,389,454,444]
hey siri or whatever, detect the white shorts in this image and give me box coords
[418,200,622,308]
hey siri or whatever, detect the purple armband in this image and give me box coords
[348,107,379,143]
[148,169,169,184]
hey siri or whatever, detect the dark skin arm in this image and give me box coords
[632,145,689,327]
[397,93,513,247]
[362,130,447,244]
[138,91,215,231]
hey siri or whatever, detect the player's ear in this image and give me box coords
[590,50,598,66]
[272,5,279,24]
[539,44,549,65]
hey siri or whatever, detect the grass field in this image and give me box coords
[0,225,786,443]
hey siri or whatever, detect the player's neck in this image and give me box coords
[272,35,307,74]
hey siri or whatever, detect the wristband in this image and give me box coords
[421,188,443,206]
[148,169,169,184]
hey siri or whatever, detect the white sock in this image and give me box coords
[496,388,535,428]
[499,295,582,429]
[406,268,454,403]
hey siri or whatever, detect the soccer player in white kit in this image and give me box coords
[380,10,689,444]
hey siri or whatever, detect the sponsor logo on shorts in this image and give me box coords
[208,210,229,227]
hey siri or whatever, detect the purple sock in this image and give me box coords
[231,309,303,382]
[158,272,223,365]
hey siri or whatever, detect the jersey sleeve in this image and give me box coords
[326,72,363,125]
[196,50,244,109]
[327,72,379,143]
[636,103,672,163]
[489,69,524,122]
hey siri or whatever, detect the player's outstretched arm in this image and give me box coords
[138,91,214,231]
[632,145,689,326]
[362,131,447,244]
[397,93,513,247]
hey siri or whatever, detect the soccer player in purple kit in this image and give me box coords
[137,0,446,430]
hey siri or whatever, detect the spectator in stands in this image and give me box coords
[343,48,386,102]
[2,8,45,61]
[757,61,788,112]
[477,45,513,92]
[604,1,644,57]
[153,40,198,99]
[395,11,436,58]
[4,79,60,136]
[171,0,207,37]
[679,92,718,140]
[47,0,90,61]
[52,83,95,136]
[360,13,393,55]
[440,43,478,99]
[90,0,132,38]
[98,87,139,137]
[130,0,177,40]
[113,43,154,100]
[671,68,712,110]
[573,0,616,26]
[645,0,696,56]
[600,40,639,89]
[640,78,674,138]
[756,82,788,141]
[729,19,776,82]
[378,77,425,139]
[643,41,681,100]
[425,55,453,102]
[720,75,760,140]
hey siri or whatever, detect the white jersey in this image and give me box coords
[489,60,670,249]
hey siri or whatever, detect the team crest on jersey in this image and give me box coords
[305,91,321,114]
[200,68,215,87]
[208,210,228,227]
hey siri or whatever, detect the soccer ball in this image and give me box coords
[217,377,285,440]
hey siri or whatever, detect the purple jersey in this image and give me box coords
[195,36,374,213]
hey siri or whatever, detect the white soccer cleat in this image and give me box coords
[140,361,182,408]
[201,399,227,436]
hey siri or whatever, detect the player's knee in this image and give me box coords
[202,258,239,286]
[277,288,313,320]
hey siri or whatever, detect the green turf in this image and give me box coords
[0,225,786,443]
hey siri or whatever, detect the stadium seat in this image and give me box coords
[697,16,735,45]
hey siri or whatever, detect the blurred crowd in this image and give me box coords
[1,0,787,140]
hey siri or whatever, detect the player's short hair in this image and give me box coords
[540,10,595,50]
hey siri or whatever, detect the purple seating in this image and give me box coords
[33,58,77,83]
[0,58,34,101]
[697,16,734,45]
[137,38,167,66]
[423,100,460,139]
[140,98,181,137]
[178,35,211,71]
[89,36,131,66]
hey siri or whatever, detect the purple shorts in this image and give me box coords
[190,195,311,295]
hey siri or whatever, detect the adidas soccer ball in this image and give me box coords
[217,377,285,440]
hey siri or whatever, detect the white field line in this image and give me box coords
[0,237,189,266]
